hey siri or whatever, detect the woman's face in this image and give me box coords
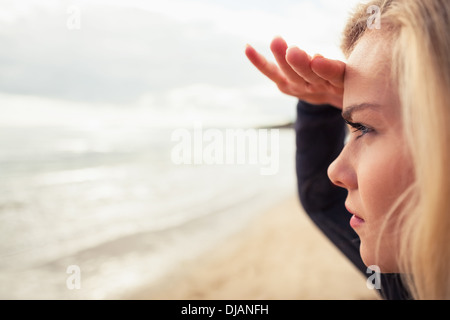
[327,33,414,272]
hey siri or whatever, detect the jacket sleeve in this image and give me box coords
[295,100,366,273]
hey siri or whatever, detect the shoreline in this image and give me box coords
[125,194,379,300]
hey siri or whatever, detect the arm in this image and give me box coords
[295,100,366,272]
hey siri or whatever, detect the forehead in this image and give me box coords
[343,32,395,110]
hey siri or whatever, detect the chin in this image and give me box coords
[359,240,400,273]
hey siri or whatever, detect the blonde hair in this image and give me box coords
[341,0,450,299]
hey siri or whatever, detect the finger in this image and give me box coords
[285,46,325,85]
[245,44,287,85]
[310,56,346,88]
[270,36,304,83]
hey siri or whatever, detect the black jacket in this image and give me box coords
[295,100,411,300]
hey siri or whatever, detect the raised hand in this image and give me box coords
[245,36,345,109]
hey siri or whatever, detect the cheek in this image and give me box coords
[356,140,413,272]
[358,141,412,223]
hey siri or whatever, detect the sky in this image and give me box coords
[0,0,363,128]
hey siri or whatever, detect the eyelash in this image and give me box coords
[344,120,373,139]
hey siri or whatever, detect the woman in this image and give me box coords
[246,0,450,300]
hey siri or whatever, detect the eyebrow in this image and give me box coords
[342,103,381,122]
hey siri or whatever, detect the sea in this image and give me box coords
[0,124,297,299]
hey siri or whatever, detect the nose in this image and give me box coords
[327,146,357,190]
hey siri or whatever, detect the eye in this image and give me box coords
[344,119,373,139]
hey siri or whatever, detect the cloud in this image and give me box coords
[0,0,360,127]
[0,2,262,103]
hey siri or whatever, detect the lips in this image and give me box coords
[345,202,365,229]
[350,215,365,228]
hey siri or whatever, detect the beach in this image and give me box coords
[0,127,301,299]
[126,194,379,300]
[0,127,378,300]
